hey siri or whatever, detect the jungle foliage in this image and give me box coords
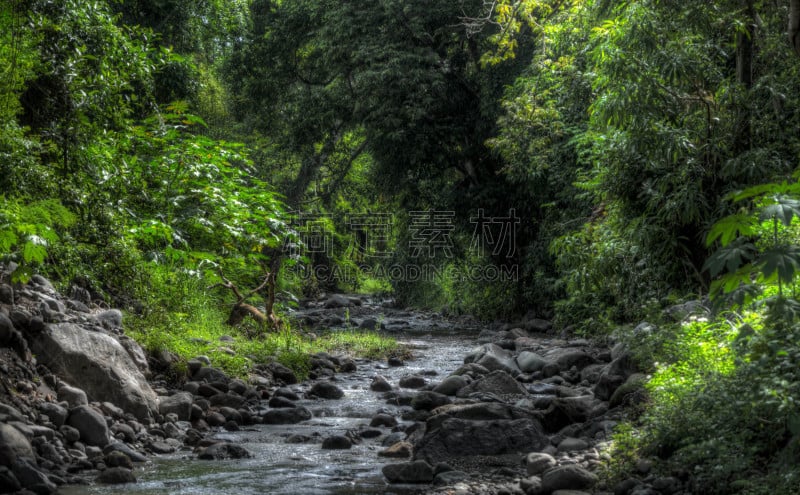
[2,0,800,492]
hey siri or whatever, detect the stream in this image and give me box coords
[61,300,485,495]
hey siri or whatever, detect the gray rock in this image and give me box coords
[433,470,468,485]
[268,396,297,408]
[399,375,427,389]
[432,375,468,396]
[95,309,123,330]
[520,475,543,494]
[321,435,352,449]
[324,294,353,308]
[558,437,590,452]
[0,313,15,342]
[517,351,548,373]
[158,392,193,421]
[67,405,109,447]
[525,452,557,476]
[594,373,626,401]
[411,391,452,411]
[59,425,80,444]
[96,467,136,484]
[370,413,398,428]
[11,458,57,494]
[614,478,642,495]
[308,381,344,399]
[414,418,548,460]
[378,441,412,458]
[104,442,147,463]
[193,366,230,384]
[197,442,252,460]
[58,384,88,408]
[119,337,150,376]
[541,465,598,493]
[0,285,13,305]
[465,344,521,376]
[38,402,67,427]
[267,363,298,384]
[0,466,21,493]
[652,476,681,494]
[0,423,35,466]
[382,460,434,483]
[456,370,528,398]
[262,406,312,424]
[370,375,392,392]
[31,323,158,420]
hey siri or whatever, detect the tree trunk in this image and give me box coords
[790,0,800,56]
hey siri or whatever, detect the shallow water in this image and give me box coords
[62,309,481,495]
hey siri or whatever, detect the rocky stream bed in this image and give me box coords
[0,268,681,495]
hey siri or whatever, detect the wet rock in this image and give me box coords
[158,392,193,421]
[465,344,521,376]
[324,294,353,308]
[206,412,226,427]
[382,460,434,483]
[59,425,80,444]
[197,442,252,460]
[308,381,344,399]
[370,413,398,428]
[541,397,597,432]
[66,405,109,447]
[541,465,598,493]
[339,358,357,372]
[456,370,528,398]
[321,435,352,449]
[410,391,451,411]
[148,440,177,454]
[31,323,158,420]
[104,442,147,463]
[520,475,542,494]
[268,396,297,408]
[594,374,626,401]
[387,356,405,367]
[415,418,548,460]
[614,478,643,495]
[58,384,88,408]
[273,387,300,401]
[525,452,557,476]
[370,375,392,392]
[0,423,35,466]
[209,392,246,409]
[432,375,468,396]
[433,470,468,485]
[262,406,312,424]
[378,441,412,458]
[193,367,230,384]
[96,467,136,484]
[267,363,298,385]
[399,375,427,389]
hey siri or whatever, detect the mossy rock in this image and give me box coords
[609,373,648,408]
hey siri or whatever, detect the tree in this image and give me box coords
[791,0,800,56]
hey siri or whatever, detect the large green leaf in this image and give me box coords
[758,245,800,283]
[706,214,757,247]
[759,196,800,226]
[703,239,757,277]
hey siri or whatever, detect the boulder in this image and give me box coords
[0,423,35,467]
[197,442,252,460]
[321,435,352,449]
[96,467,136,484]
[465,344,521,376]
[11,458,57,494]
[432,375,468,396]
[399,375,427,389]
[517,351,548,373]
[67,405,110,447]
[410,391,451,411]
[31,323,157,420]
[382,460,434,483]
[456,370,528,398]
[58,384,88,408]
[414,418,548,461]
[525,452,557,476]
[541,465,598,493]
[308,381,344,399]
[378,441,412,458]
[370,375,392,392]
[159,392,194,421]
[262,406,312,424]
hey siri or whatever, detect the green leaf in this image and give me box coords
[706,214,757,247]
[758,245,800,283]
[22,240,47,264]
[759,196,800,226]
[703,240,757,277]
[0,229,18,253]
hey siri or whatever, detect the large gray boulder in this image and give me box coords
[0,423,35,467]
[66,405,109,447]
[456,370,528,398]
[31,323,158,420]
[464,344,521,376]
[158,392,194,421]
[414,417,548,461]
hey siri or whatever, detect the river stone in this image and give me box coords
[517,351,548,373]
[96,467,136,484]
[193,367,230,384]
[0,466,21,493]
[11,458,57,494]
[558,437,590,452]
[38,403,67,427]
[594,373,626,401]
[399,375,427,389]
[525,452,557,476]
[104,442,147,463]
[158,392,193,421]
[262,406,312,424]
[321,435,352,449]
[58,384,88,408]
[308,381,344,399]
[432,375,468,396]
[411,391,451,411]
[465,344,521,376]
[456,370,528,398]
[31,323,158,420]
[434,470,469,485]
[378,441,412,458]
[268,396,297,408]
[370,413,398,428]
[414,418,548,461]
[541,465,598,493]
[382,460,434,483]
[0,423,35,467]
[541,396,597,432]
[273,387,300,401]
[370,375,392,392]
[425,402,529,432]
[197,442,252,460]
[67,405,109,447]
